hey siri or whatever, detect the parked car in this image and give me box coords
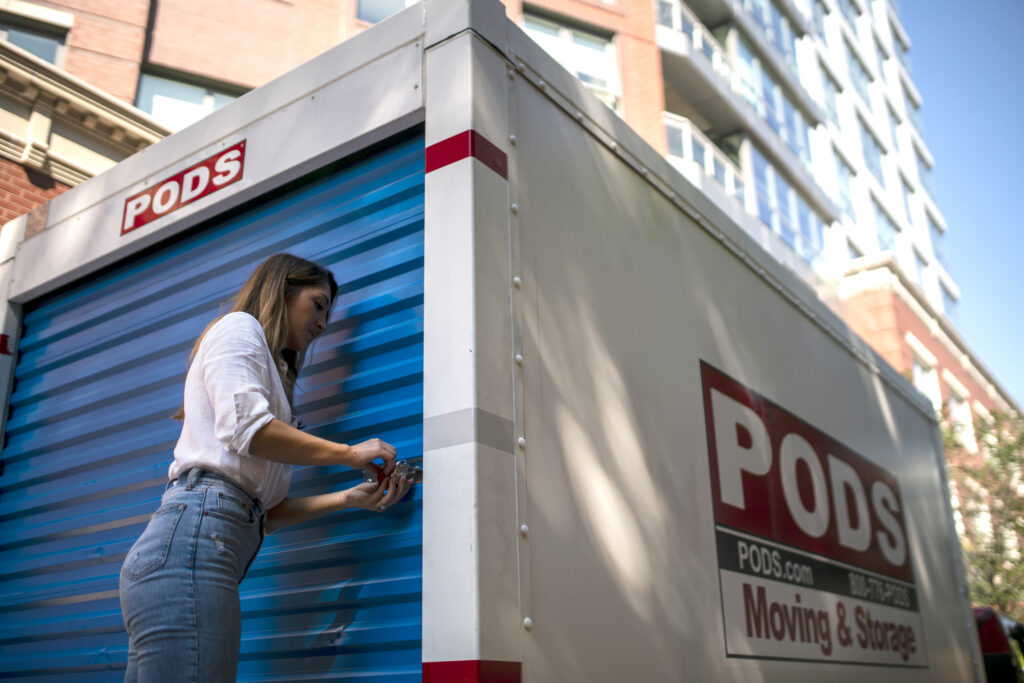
[975,606,1024,682]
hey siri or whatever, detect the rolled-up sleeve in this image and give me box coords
[201,316,278,457]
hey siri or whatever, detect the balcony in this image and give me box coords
[657,0,756,141]
[664,112,747,210]
[657,0,839,225]
[657,0,735,82]
[663,112,829,282]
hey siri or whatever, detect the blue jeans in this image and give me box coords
[120,469,265,682]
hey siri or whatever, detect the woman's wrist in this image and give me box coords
[333,442,354,467]
[336,488,352,512]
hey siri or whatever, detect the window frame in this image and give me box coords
[0,10,69,66]
[135,70,246,132]
[356,0,417,24]
[522,12,622,113]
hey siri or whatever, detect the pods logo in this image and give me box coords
[701,361,911,582]
[122,141,246,235]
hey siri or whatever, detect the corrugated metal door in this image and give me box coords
[0,133,425,681]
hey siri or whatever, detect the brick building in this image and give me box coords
[0,2,167,218]
[0,0,1017,439]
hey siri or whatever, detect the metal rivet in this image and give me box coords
[518,437,526,449]
[509,134,517,145]
[520,524,529,537]
[523,617,533,631]
[539,80,546,90]
[513,276,522,289]
[511,203,519,215]
[610,142,618,151]
[517,62,526,73]
[507,69,515,80]
[575,111,583,122]
[515,354,524,366]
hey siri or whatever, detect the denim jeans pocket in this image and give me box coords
[121,502,186,581]
[207,489,257,526]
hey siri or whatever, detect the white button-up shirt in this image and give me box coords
[169,312,293,508]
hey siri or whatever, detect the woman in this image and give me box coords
[119,253,412,681]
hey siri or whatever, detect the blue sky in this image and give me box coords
[899,0,1024,408]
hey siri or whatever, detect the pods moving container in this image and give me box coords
[0,1,983,680]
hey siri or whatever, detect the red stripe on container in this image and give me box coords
[422,659,522,682]
[425,130,508,179]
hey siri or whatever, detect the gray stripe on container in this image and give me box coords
[423,407,515,453]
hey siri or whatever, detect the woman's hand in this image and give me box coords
[345,468,413,512]
[265,468,415,531]
[348,438,397,474]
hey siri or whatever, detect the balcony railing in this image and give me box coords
[664,112,746,209]
[657,0,735,81]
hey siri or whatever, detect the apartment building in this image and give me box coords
[0,0,1016,439]
[499,0,1020,446]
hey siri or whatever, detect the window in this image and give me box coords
[893,29,912,73]
[0,16,66,65]
[750,0,771,32]
[136,74,240,132]
[927,212,947,268]
[912,249,927,287]
[667,125,684,158]
[915,146,934,197]
[783,98,811,163]
[947,389,973,446]
[859,119,885,186]
[872,199,899,252]
[911,357,927,387]
[821,67,840,127]
[812,0,827,38]
[357,0,415,23]
[905,92,924,136]
[941,283,958,324]
[750,0,799,73]
[846,42,872,107]
[664,115,745,205]
[657,0,674,29]
[754,147,774,226]
[888,105,901,149]
[847,238,864,260]
[737,36,812,165]
[761,69,782,135]
[692,137,706,167]
[900,178,914,224]
[774,168,796,247]
[837,0,860,33]
[835,151,856,220]
[523,14,621,112]
[873,37,887,79]
[752,147,825,261]
[658,0,698,46]
[736,39,761,105]
[911,354,941,410]
[796,199,825,261]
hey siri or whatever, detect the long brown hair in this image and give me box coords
[172,253,338,421]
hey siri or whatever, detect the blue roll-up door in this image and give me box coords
[0,133,425,681]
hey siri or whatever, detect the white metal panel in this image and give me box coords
[509,59,980,683]
[422,19,521,670]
